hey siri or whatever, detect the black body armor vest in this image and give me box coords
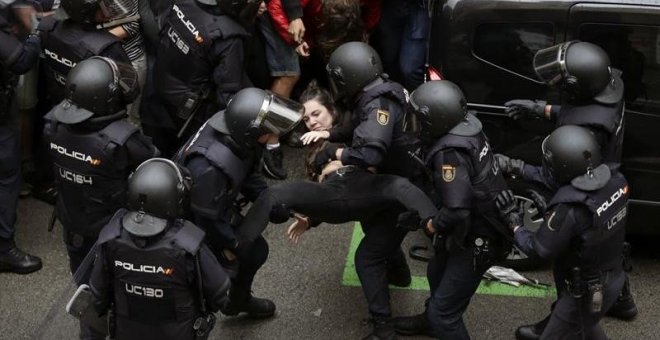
[547,170,628,275]
[37,16,125,102]
[48,118,138,237]
[154,0,248,117]
[99,210,205,340]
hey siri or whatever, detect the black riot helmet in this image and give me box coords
[58,0,132,23]
[409,80,469,140]
[208,87,303,148]
[542,125,605,188]
[533,41,623,104]
[123,158,192,237]
[52,56,139,124]
[326,41,383,100]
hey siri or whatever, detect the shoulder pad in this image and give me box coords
[37,15,57,32]
[81,30,121,55]
[96,209,126,244]
[208,15,248,39]
[173,220,206,254]
[101,120,139,146]
[448,113,482,137]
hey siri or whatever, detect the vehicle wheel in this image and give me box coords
[498,179,550,271]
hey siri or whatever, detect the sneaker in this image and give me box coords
[32,183,57,205]
[262,147,287,180]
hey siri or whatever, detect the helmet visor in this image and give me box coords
[541,135,556,181]
[98,57,139,103]
[256,92,303,136]
[326,63,345,99]
[99,0,131,21]
[533,42,573,85]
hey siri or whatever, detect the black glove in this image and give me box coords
[396,211,423,232]
[494,154,525,177]
[504,99,547,120]
[495,190,523,231]
[526,189,547,215]
[313,143,339,173]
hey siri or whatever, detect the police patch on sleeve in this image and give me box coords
[376,109,390,126]
[441,165,456,182]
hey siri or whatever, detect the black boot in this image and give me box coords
[221,287,276,318]
[606,275,638,320]
[515,316,549,340]
[362,317,399,340]
[391,313,434,336]
[0,238,42,274]
[262,147,287,180]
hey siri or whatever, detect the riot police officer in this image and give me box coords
[148,0,259,157]
[175,87,302,318]
[498,41,636,333]
[496,125,628,340]
[39,0,131,105]
[44,57,157,282]
[0,0,42,274]
[390,80,510,339]
[323,41,423,340]
[504,41,624,166]
[89,158,231,340]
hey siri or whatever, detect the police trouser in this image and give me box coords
[425,243,490,340]
[356,210,409,317]
[540,269,625,340]
[0,98,20,240]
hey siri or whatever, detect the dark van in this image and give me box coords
[427,0,660,266]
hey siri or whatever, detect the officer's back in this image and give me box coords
[90,158,230,340]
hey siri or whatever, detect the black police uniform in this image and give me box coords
[44,115,157,275]
[175,121,269,300]
[89,209,231,340]
[423,118,509,339]
[37,16,130,104]
[149,0,250,155]
[337,78,423,318]
[0,7,40,250]
[513,167,628,339]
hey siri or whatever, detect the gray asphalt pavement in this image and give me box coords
[1,146,659,340]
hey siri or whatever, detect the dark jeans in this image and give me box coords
[371,0,431,90]
[426,245,488,339]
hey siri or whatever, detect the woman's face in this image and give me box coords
[302,99,334,131]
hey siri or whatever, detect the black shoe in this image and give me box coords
[606,276,638,320]
[262,147,287,180]
[386,258,412,288]
[0,246,43,274]
[391,313,434,336]
[221,288,276,319]
[515,324,542,340]
[362,318,399,340]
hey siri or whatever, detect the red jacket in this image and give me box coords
[267,0,381,46]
